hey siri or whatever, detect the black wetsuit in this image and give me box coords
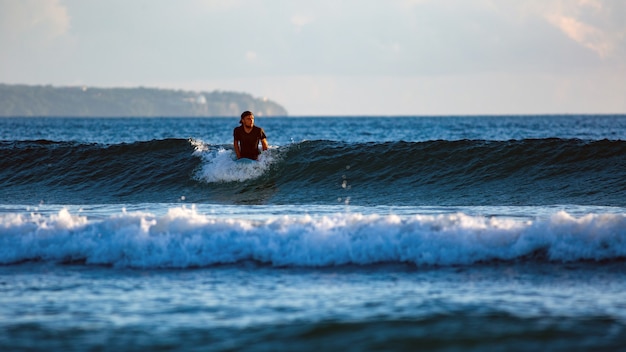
[233,125,267,160]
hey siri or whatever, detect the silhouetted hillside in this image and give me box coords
[0,84,288,117]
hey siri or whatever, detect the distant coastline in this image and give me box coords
[0,84,288,117]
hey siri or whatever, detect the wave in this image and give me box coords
[1,207,625,268]
[1,138,625,206]
[0,138,199,204]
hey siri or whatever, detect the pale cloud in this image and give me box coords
[578,0,603,11]
[0,0,73,82]
[530,0,624,58]
[546,14,612,57]
[290,14,315,33]
[245,50,258,62]
[408,0,626,60]
[0,0,70,43]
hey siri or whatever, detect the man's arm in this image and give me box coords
[234,138,241,159]
[261,138,268,152]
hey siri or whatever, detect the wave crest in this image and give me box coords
[2,207,625,268]
[2,138,625,206]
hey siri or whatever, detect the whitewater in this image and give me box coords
[1,115,626,351]
[2,206,626,268]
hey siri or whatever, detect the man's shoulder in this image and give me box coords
[256,126,267,138]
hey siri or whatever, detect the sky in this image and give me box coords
[1,0,625,116]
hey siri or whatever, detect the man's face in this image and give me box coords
[242,115,254,127]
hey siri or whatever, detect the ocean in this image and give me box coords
[1,115,626,351]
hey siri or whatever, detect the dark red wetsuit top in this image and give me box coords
[233,125,267,160]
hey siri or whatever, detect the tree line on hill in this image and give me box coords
[0,84,288,117]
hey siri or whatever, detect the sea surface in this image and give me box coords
[1,115,626,351]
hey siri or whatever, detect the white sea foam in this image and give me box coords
[192,141,276,183]
[1,207,625,268]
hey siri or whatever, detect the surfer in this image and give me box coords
[233,111,268,160]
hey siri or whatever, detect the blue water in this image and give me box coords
[1,115,626,351]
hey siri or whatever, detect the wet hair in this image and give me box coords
[240,111,254,124]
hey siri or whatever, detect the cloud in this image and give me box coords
[290,14,314,33]
[398,0,625,61]
[0,0,73,83]
[531,0,625,58]
[546,14,612,57]
[0,0,70,44]
[245,50,258,62]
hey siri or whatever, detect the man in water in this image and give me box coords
[233,110,268,160]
